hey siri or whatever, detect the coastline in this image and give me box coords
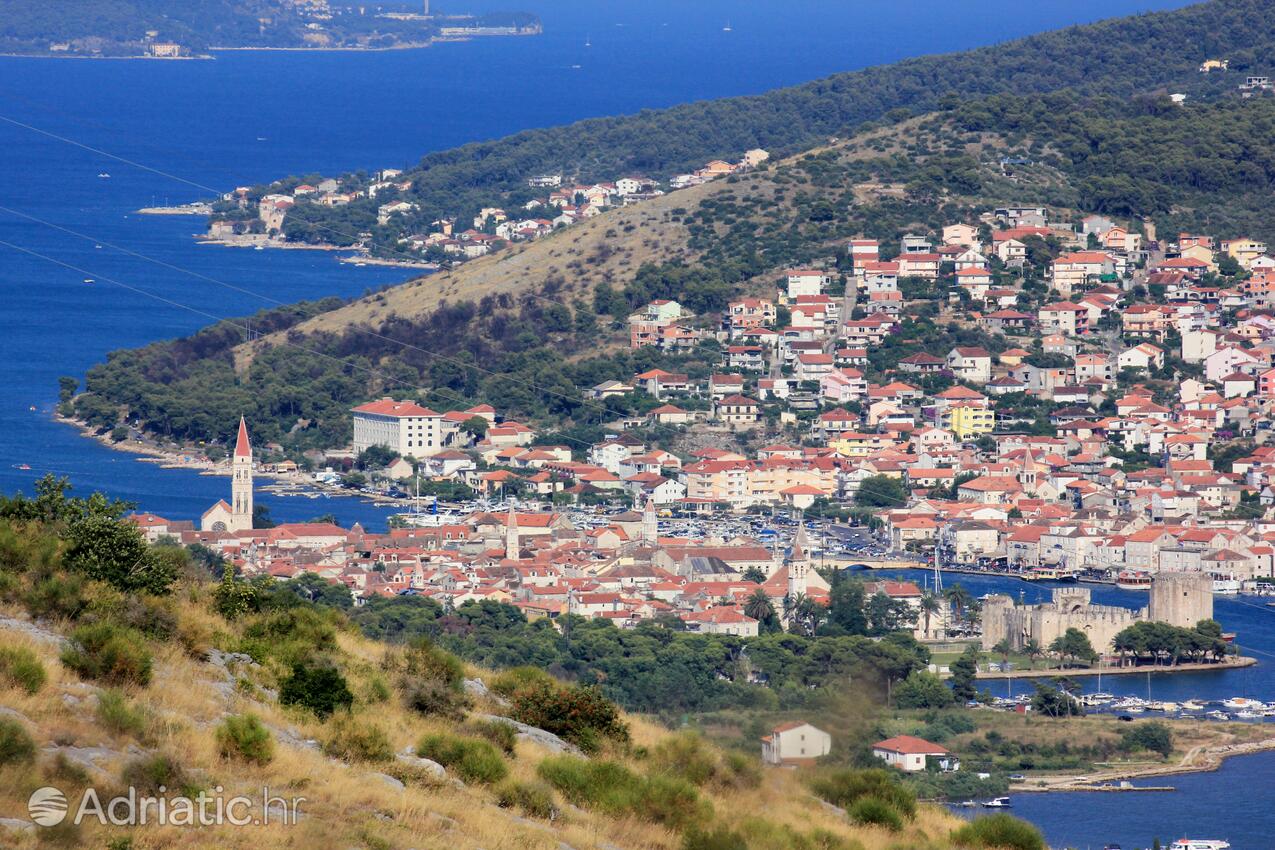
[1011,734,1275,792]
[196,233,435,269]
[54,411,408,509]
[974,656,1257,680]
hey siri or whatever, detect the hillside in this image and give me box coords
[72,88,1275,454]
[235,0,1275,255]
[0,483,986,850]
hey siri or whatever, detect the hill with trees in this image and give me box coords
[227,0,1275,253]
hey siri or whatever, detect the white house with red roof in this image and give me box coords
[872,735,958,772]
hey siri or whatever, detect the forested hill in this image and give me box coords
[267,0,1275,242]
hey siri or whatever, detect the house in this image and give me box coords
[946,347,993,384]
[1118,343,1165,372]
[715,395,761,427]
[1039,302,1088,336]
[786,269,831,299]
[873,736,959,772]
[761,722,832,766]
[1051,252,1114,296]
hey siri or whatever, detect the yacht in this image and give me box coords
[1223,697,1260,711]
[1080,692,1115,707]
[982,797,1011,808]
[1168,841,1229,850]
[1212,578,1242,594]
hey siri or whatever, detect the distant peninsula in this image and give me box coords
[0,0,541,59]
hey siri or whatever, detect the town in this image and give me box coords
[122,203,1275,666]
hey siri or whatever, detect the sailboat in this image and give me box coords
[585,35,592,48]
[723,20,732,32]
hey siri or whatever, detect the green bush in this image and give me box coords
[495,780,558,819]
[215,714,274,765]
[510,680,629,754]
[24,573,88,620]
[467,718,518,755]
[401,677,471,720]
[279,661,353,718]
[323,714,393,763]
[401,638,464,688]
[416,733,507,784]
[647,732,761,790]
[61,622,152,686]
[241,607,337,666]
[537,755,709,829]
[96,690,147,739]
[809,768,916,820]
[490,666,552,698]
[951,814,1045,850]
[1120,722,1173,758]
[683,826,748,850]
[847,796,904,831]
[121,753,191,795]
[0,717,36,765]
[0,645,47,694]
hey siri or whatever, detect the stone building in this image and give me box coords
[980,573,1213,655]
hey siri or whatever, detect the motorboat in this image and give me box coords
[1223,697,1260,711]
[958,800,977,808]
[1181,699,1205,711]
[1168,841,1229,850]
[1236,708,1263,719]
[1206,710,1230,721]
[982,797,1011,808]
[1116,570,1152,590]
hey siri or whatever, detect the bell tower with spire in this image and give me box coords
[787,525,810,599]
[505,504,520,561]
[642,497,658,546]
[231,416,254,533]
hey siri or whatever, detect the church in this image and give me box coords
[200,417,254,533]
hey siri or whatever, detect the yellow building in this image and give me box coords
[942,405,995,441]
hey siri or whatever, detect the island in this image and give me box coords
[0,0,541,59]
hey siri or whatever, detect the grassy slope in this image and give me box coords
[0,597,962,850]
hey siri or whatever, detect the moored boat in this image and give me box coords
[1116,570,1152,590]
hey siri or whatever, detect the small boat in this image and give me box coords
[254,245,265,250]
[97,172,110,178]
[83,278,94,284]
[1181,699,1205,711]
[959,800,977,808]
[16,464,31,470]
[723,21,732,31]
[1206,710,1230,721]
[1168,841,1230,850]
[982,797,1011,808]
[1236,708,1263,719]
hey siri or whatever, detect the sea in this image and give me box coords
[1,0,1247,845]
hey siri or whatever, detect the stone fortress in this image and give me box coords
[981,572,1214,654]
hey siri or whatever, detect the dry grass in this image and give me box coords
[0,597,969,850]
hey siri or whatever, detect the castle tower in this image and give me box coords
[787,526,810,599]
[505,504,520,561]
[642,497,658,546]
[230,416,253,533]
[1149,572,1213,628]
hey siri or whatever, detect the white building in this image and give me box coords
[351,398,444,458]
[760,722,831,766]
[872,735,958,772]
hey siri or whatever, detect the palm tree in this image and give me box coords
[944,584,974,628]
[919,592,943,639]
[744,588,776,624]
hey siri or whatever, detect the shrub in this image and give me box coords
[24,573,88,620]
[241,607,337,666]
[537,756,709,829]
[848,797,904,831]
[112,596,178,641]
[490,666,552,698]
[0,717,35,765]
[216,714,274,765]
[808,768,916,820]
[278,661,353,718]
[467,718,518,755]
[61,622,152,686]
[121,753,191,795]
[648,733,760,790]
[683,826,748,850]
[951,814,1045,850]
[415,733,507,784]
[96,690,147,739]
[510,680,629,754]
[401,677,470,720]
[1120,722,1173,758]
[400,638,464,688]
[495,780,558,819]
[323,714,392,763]
[0,645,47,694]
